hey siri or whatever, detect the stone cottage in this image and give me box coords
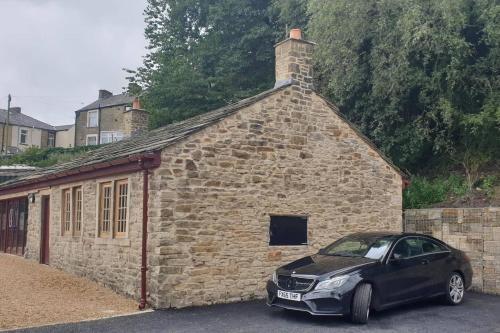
[0,30,405,309]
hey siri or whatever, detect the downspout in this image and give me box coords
[138,158,150,310]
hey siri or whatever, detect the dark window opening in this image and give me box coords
[269,215,307,246]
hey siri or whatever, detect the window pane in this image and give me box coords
[100,184,112,237]
[86,135,97,146]
[62,189,71,235]
[87,111,98,127]
[269,216,307,246]
[73,187,82,235]
[115,181,128,237]
[421,238,447,253]
[392,238,423,259]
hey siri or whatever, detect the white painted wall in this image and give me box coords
[10,125,42,151]
[55,125,75,148]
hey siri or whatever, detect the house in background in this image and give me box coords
[74,90,149,147]
[0,30,405,309]
[54,125,75,148]
[0,107,56,154]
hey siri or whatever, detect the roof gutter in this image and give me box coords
[0,151,161,196]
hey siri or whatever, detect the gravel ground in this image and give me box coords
[12,292,500,333]
[0,254,138,331]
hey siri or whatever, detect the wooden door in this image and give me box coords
[40,196,50,264]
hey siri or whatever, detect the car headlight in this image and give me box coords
[272,271,278,284]
[315,275,350,291]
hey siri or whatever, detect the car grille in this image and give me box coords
[277,275,315,291]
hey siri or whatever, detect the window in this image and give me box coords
[73,187,82,236]
[99,182,112,237]
[87,110,98,127]
[392,237,423,259]
[48,133,55,147]
[114,180,128,238]
[19,129,28,144]
[100,131,124,144]
[269,215,307,246]
[98,179,129,238]
[86,134,98,146]
[61,189,71,235]
[420,238,448,254]
[321,235,393,260]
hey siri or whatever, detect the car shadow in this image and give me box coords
[269,297,450,327]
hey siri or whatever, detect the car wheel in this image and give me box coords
[350,283,372,324]
[445,272,465,305]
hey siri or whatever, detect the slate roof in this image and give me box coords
[76,93,135,112]
[0,82,406,190]
[0,83,293,188]
[55,124,74,131]
[0,109,55,131]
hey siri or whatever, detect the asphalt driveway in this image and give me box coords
[9,292,500,333]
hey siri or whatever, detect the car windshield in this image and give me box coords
[320,235,393,260]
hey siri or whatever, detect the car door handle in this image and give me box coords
[421,259,430,265]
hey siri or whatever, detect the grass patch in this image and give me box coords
[0,146,100,168]
[403,175,468,209]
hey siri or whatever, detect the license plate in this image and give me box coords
[277,290,301,301]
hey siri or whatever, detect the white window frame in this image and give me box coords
[86,134,98,146]
[87,110,99,128]
[48,132,55,147]
[19,128,28,145]
[100,131,124,144]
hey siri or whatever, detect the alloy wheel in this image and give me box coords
[449,274,464,304]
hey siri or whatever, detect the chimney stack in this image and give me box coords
[98,89,113,100]
[274,28,315,91]
[10,107,21,114]
[132,97,142,110]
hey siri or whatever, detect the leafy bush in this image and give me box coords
[0,146,100,168]
[478,175,497,197]
[403,175,468,209]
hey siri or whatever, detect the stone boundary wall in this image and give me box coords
[404,207,500,295]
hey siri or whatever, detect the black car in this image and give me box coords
[267,232,473,324]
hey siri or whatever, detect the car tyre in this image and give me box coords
[350,283,372,324]
[444,272,465,305]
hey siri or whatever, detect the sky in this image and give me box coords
[0,0,148,126]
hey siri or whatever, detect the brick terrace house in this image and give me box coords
[0,30,405,309]
[74,90,149,146]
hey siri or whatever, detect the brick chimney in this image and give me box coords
[132,97,142,110]
[274,28,315,91]
[98,89,113,100]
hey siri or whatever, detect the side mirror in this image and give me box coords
[318,248,326,255]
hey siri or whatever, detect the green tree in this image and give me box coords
[131,0,282,127]
[307,0,500,173]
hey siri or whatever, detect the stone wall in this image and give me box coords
[404,207,500,295]
[148,86,403,308]
[24,171,151,300]
[123,109,149,136]
[75,106,127,146]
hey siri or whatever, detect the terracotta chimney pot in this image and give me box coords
[289,28,302,40]
[132,97,141,110]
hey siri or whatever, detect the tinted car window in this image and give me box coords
[392,238,423,259]
[420,238,448,253]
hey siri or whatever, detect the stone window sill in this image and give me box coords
[94,238,131,247]
[59,236,83,242]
